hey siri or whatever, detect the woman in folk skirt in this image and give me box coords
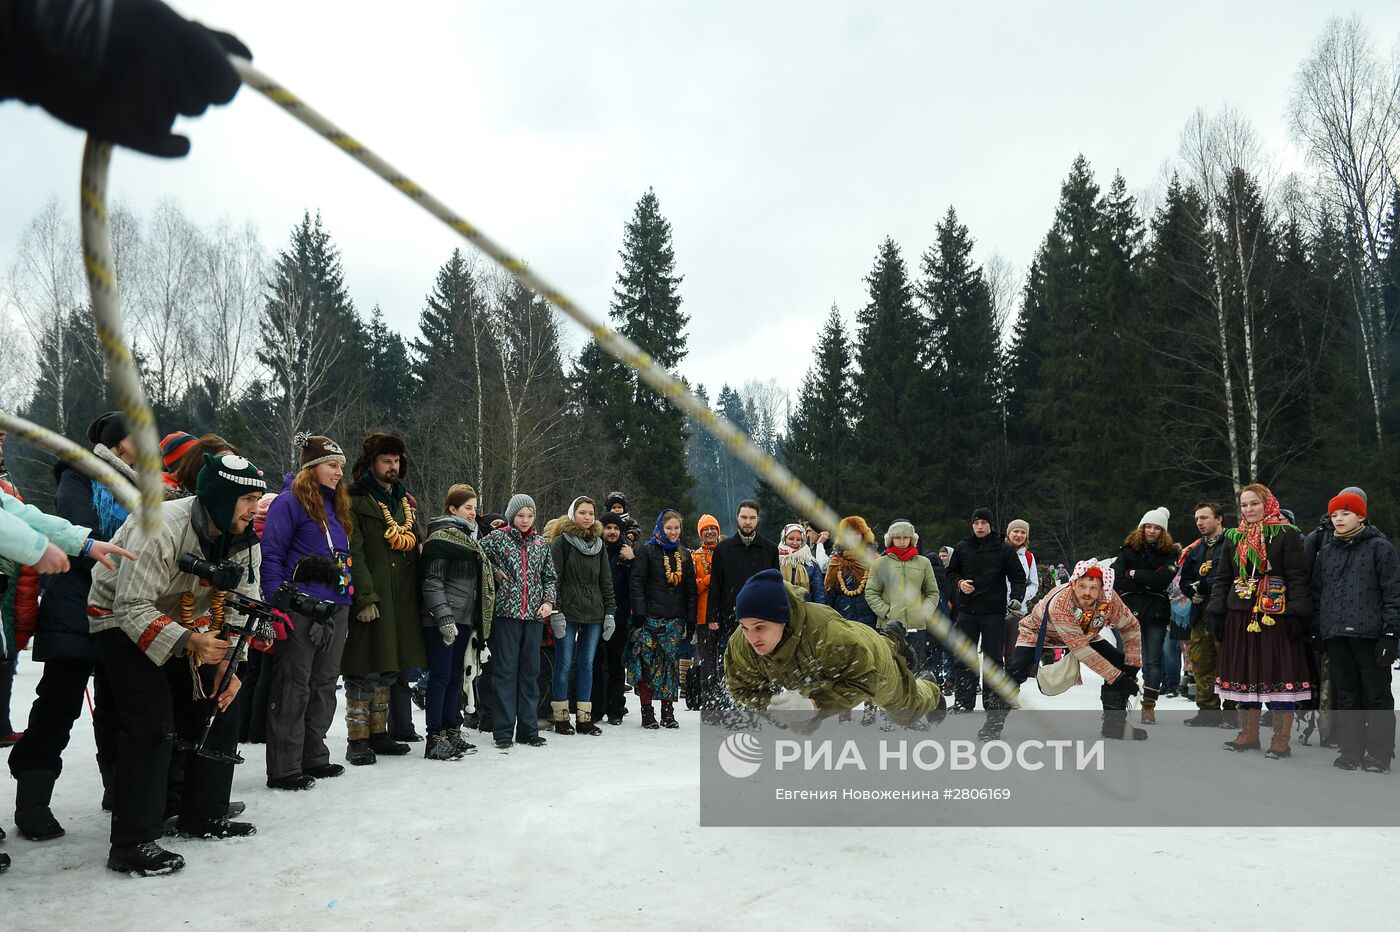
[628,510,698,729]
[1206,483,1314,759]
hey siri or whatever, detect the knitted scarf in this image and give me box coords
[1224,485,1297,584]
[887,545,919,562]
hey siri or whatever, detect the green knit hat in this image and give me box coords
[196,453,268,531]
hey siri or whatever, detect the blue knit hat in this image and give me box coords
[735,569,790,624]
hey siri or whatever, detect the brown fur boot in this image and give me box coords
[1223,708,1262,752]
[1265,711,1294,759]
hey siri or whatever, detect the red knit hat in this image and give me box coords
[1328,492,1367,519]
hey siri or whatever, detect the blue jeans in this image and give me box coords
[490,616,543,743]
[1162,630,1183,689]
[1140,621,1168,693]
[553,622,602,703]
[422,623,470,732]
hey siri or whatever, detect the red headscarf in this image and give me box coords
[1230,484,1295,584]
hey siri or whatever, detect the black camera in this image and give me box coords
[270,581,337,623]
[178,553,244,591]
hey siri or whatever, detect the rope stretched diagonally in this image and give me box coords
[0,409,141,514]
[222,56,1027,710]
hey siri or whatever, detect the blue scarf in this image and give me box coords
[652,510,680,552]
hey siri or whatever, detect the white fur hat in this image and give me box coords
[885,519,918,548]
[1138,506,1170,532]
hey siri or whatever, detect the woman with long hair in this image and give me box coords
[1112,507,1178,725]
[544,496,616,736]
[1207,484,1313,760]
[260,434,355,790]
[628,510,698,729]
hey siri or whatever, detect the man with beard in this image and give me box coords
[1179,502,1231,727]
[701,500,779,709]
[341,434,426,765]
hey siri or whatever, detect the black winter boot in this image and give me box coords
[368,732,412,756]
[14,769,65,841]
[660,701,679,729]
[176,816,257,839]
[107,841,185,876]
[305,763,346,779]
[266,773,316,791]
[641,704,659,729]
[346,739,377,766]
[575,702,602,736]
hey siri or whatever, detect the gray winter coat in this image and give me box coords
[1311,525,1400,641]
[420,515,496,637]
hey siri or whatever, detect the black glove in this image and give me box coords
[1377,636,1399,669]
[1205,613,1225,641]
[0,0,251,157]
[1112,665,1140,696]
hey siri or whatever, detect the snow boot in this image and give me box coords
[641,703,659,729]
[552,700,575,735]
[1182,709,1223,727]
[1140,687,1158,725]
[1101,691,1148,740]
[444,727,476,755]
[1333,751,1361,771]
[518,734,548,747]
[425,730,465,761]
[107,841,185,876]
[176,816,257,839]
[1264,711,1294,759]
[1361,755,1391,774]
[495,738,513,751]
[368,689,411,755]
[345,697,376,765]
[978,708,1008,742]
[575,702,602,736]
[266,773,316,791]
[1223,708,1262,752]
[660,701,679,729]
[606,712,624,726]
[14,769,65,841]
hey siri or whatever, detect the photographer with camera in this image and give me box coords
[88,453,268,876]
[259,435,354,790]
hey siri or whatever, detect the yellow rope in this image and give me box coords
[227,56,1019,706]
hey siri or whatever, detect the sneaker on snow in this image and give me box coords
[108,841,185,877]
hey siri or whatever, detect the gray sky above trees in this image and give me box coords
[3,0,1398,404]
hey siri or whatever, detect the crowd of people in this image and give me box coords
[2,416,1398,879]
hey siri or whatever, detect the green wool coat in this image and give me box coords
[724,584,941,725]
[342,482,427,676]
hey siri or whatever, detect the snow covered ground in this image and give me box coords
[2,658,1396,931]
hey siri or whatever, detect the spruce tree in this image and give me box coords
[606,189,694,520]
[784,305,854,518]
[849,237,926,524]
[916,207,1002,544]
[367,305,413,426]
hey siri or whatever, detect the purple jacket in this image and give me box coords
[259,474,353,605]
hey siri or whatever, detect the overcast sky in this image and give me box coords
[3,1,1399,405]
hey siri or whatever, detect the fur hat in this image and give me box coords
[885,519,918,548]
[839,515,875,548]
[351,432,409,480]
[296,432,346,471]
[1138,506,1170,533]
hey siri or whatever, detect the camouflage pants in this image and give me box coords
[1187,621,1222,711]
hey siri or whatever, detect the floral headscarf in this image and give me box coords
[651,509,682,553]
[1226,484,1298,584]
